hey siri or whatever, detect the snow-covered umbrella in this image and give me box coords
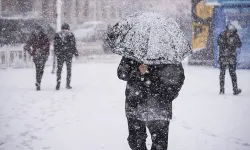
[106,12,192,65]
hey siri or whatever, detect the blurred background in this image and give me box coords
[1,0,250,69]
[0,0,191,68]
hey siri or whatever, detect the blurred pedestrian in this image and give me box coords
[51,49,57,74]
[54,23,78,90]
[24,25,50,91]
[218,24,242,95]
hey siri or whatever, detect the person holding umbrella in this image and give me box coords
[106,12,191,150]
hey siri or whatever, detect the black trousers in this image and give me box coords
[52,53,57,73]
[219,62,238,92]
[33,56,47,85]
[56,55,72,86]
[127,118,170,150]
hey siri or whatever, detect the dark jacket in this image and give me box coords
[117,57,185,121]
[54,30,78,57]
[24,29,50,57]
[217,28,242,64]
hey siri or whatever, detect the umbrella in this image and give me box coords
[106,12,192,65]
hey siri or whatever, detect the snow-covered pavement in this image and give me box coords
[0,55,250,150]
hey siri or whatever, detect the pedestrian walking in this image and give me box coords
[117,57,185,150]
[51,49,57,74]
[54,23,78,90]
[218,24,242,95]
[106,12,191,150]
[24,25,50,91]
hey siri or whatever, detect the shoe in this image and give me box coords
[36,86,41,91]
[219,91,224,95]
[35,83,40,91]
[56,83,60,90]
[219,88,224,95]
[66,85,72,89]
[233,89,242,95]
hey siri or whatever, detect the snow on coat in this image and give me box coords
[54,30,78,57]
[117,57,185,121]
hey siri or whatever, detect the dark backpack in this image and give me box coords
[58,32,71,52]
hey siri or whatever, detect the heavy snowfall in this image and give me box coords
[1,0,250,150]
[0,55,250,150]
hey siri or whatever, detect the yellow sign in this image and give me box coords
[196,0,214,19]
[192,0,214,51]
[192,23,209,51]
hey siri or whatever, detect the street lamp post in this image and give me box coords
[56,0,62,32]
[52,0,63,74]
[0,0,2,17]
[94,0,97,21]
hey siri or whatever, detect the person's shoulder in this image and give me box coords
[41,31,49,37]
[122,57,139,64]
[68,30,75,37]
[219,31,226,36]
[161,63,184,71]
[54,32,61,37]
[234,32,240,37]
[162,63,183,67]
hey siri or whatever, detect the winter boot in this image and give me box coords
[219,88,224,95]
[56,82,60,90]
[36,83,41,91]
[233,89,242,95]
[66,84,72,89]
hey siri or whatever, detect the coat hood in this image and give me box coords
[226,24,237,34]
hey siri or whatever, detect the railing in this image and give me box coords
[0,45,34,69]
[0,42,107,69]
[0,49,7,68]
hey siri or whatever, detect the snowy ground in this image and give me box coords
[0,55,250,150]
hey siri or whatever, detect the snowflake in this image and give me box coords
[146,80,151,85]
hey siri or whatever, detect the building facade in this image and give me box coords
[0,0,151,26]
[0,0,190,26]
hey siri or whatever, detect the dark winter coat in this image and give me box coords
[117,57,185,121]
[24,29,50,61]
[217,28,242,64]
[54,30,78,57]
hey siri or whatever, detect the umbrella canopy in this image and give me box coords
[106,12,192,65]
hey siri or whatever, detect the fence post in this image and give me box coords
[5,46,9,68]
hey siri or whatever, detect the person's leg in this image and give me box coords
[229,62,241,95]
[56,56,64,90]
[52,53,56,74]
[36,65,43,86]
[219,63,226,94]
[33,56,42,90]
[65,57,72,88]
[37,57,47,86]
[34,61,41,90]
[147,120,170,150]
[127,117,148,150]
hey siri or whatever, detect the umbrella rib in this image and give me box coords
[143,26,151,60]
[119,26,133,47]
